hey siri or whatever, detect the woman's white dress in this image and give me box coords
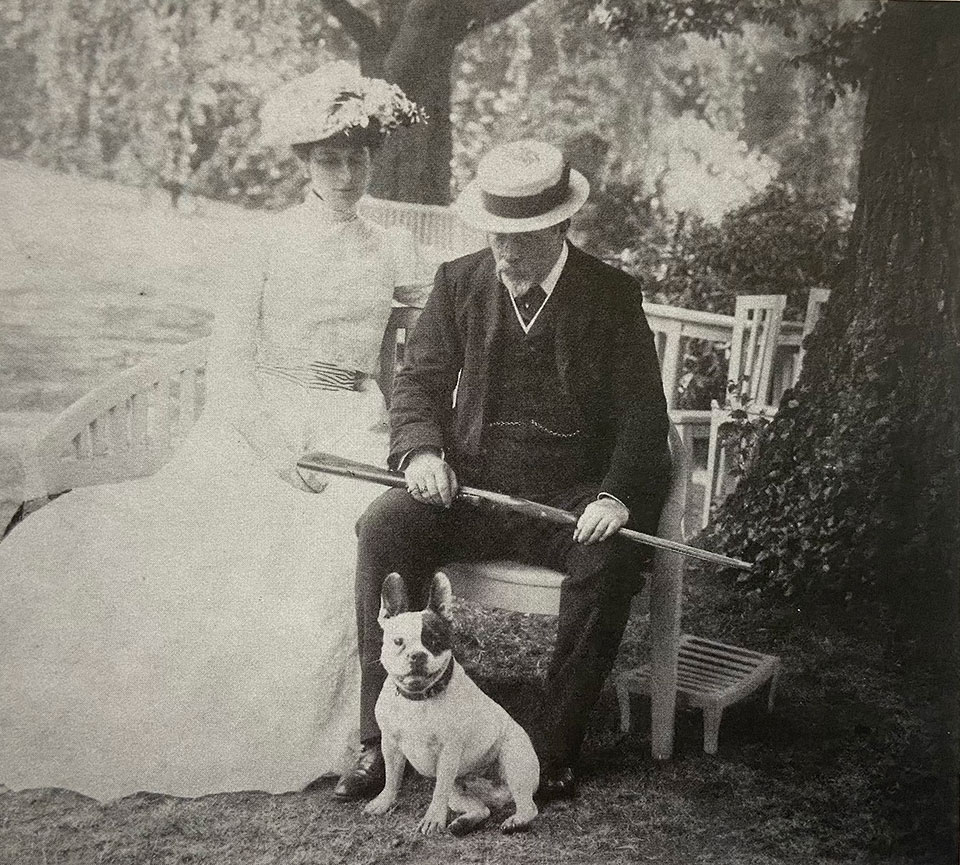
[0,196,427,800]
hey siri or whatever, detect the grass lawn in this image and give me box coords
[0,159,956,864]
[1,575,955,864]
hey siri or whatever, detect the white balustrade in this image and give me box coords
[645,301,802,410]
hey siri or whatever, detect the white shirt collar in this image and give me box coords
[503,241,568,332]
[538,240,568,298]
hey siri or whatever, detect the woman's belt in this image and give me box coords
[255,358,364,392]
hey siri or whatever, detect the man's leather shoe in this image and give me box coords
[536,766,577,803]
[332,742,385,801]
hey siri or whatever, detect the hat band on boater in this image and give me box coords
[481,163,572,219]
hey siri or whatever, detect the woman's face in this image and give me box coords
[308,143,371,211]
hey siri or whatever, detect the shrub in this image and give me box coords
[576,180,850,408]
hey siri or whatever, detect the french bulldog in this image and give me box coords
[364,571,540,836]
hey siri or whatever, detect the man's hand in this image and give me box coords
[574,497,630,545]
[405,452,459,508]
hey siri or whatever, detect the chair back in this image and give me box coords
[378,306,423,405]
[727,294,786,406]
[357,196,485,257]
[802,287,832,340]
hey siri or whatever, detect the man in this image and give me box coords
[334,140,671,802]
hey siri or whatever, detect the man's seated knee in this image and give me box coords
[356,486,430,541]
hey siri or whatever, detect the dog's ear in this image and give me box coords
[379,572,409,625]
[427,572,454,623]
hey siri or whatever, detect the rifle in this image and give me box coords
[296,451,752,572]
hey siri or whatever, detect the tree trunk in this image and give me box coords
[369,43,455,203]
[364,0,535,203]
[367,0,471,203]
[324,0,537,203]
[709,3,959,635]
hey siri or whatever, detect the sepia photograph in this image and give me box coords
[0,0,957,862]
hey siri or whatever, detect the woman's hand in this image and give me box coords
[290,463,326,493]
[405,452,458,508]
[259,444,319,493]
[574,497,630,545]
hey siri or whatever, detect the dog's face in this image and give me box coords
[378,572,454,690]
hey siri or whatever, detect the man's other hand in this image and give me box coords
[574,497,629,545]
[405,453,459,508]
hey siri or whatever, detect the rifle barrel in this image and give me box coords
[297,452,752,572]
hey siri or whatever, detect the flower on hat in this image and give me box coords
[260,62,424,148]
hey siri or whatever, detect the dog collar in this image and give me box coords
[395,658,455,702]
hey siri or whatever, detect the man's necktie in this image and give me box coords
[516,284,546,324]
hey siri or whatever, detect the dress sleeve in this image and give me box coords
[206,240,301,480]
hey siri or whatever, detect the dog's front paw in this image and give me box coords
[500,798,537,834]
[416,802,449,835]
[500,813,534,834]
[364,792,396,816]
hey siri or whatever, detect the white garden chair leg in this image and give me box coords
[617,682,632,734]
[702,705,722,755]
[767,668,781,713]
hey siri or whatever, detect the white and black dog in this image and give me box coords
[363,571,540,836]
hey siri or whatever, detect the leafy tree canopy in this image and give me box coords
[566,0,883,99]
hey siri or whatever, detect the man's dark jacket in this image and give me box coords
[388,244,670,521]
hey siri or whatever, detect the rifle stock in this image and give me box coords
[296,451,752,572]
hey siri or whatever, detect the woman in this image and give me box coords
[0,64,427,799]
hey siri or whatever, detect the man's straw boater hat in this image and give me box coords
[455,140,590,234]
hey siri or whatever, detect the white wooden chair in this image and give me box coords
[697,294,786,527]
[382,305,688,760]
[444,426,689,762]
[649,295,784,515]
[727,294,786,406]
[794,287,831,384]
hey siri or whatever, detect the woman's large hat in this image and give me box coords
[455,140,590,234]
[260,62,423,148]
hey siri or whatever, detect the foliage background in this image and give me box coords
[1,0,861,266]
[0,0,865,415]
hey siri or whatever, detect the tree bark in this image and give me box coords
[710,2,959,636]
[371,41,456,202]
